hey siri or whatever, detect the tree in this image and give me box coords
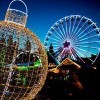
[0,34,6,67]
[6,35,14,64]
[0,34,6,44]
[25,40,31,52]
[7,35,13,45]
[49,43,55,56]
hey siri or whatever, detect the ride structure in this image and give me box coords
[44,15,100,66]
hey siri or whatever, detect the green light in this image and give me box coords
[17,59,42,71]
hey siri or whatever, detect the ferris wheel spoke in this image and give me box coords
[49,37,63,42]
[65,18,69,39]
[70,35,79,43]
[58,49,65,56]
[57,25,66,40]
[71,16,77,34]
[76,34,99,42]
[69,24,81,42]
[91,54,99,64]
[70,47,85,63]
[54,48,63,57]
[54,52,61,57]
[71,53,77,60]
[53,47,62,51]
[50,31,65,41]
[51,41,63,44]
[50,51,58,57]
[61,22,67,39]
[75,47,95,59]
[73,47,94,63]
[74,20,88,35]
[53,47,62,54]
[53,27,65,41]
[73,20,89,40]
[53,44,62,47]
[71,18,86,41]
[69,16,72,36]
[53,46,63,51]
[69,16,75,40]
[73,16,84,34]
[74,41,100,45]
[74,45,99,50]
[63,21,68,39]
[75,23,94,39]
[73,45,96,57]
[76,28,98,40]
[70,48,78,60]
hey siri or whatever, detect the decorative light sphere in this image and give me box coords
[0,0,48,99]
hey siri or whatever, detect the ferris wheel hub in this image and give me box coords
[63,41,70,48]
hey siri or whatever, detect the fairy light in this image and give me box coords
[0,0,48,99]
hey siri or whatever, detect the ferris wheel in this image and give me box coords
[44,15,100,66]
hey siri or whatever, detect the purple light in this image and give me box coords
[63,41,70,48]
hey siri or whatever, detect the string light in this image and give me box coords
[0,0,48,99]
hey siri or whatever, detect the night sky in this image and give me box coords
[0,0,100,43]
